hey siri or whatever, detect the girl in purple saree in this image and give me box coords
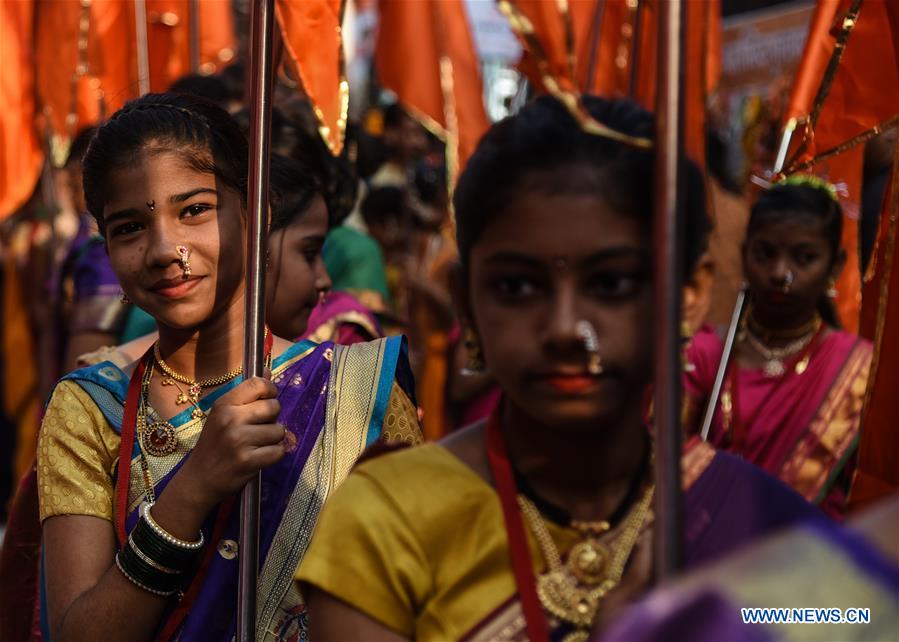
[36,94,419,642]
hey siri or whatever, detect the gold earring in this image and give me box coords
[120,291,130,304]
[461,329,485,376]
[826,278,838,298]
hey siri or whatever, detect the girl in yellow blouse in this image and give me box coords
[296,96,827,641]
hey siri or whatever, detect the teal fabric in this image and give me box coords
[119,305,156,343]
[323,226,391,301]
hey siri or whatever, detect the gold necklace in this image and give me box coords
[743,316,820,378]
[518,484,655,642]
[153,342,243,407]
[139,364,181,459]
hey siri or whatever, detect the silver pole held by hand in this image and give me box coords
[238,0,276,640]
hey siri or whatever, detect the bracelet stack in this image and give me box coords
[115,502,205,597]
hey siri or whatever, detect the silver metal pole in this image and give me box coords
[652,0,685,583]
[189,0,201,74]
[773,118,797,174]
[134,0,151,95]
[238,0,275,640]
[700,288,747,441]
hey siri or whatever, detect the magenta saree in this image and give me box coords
[301,291,383,346]
[684,326,872,519]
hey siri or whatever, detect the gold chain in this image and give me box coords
[517,483,654,634]
[153,342,244,388]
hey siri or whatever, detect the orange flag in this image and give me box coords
[0,0,44,218]
[848,4,899,512]
[501,0,720,165]
[781,0,899,333]
[375,0,490,179]
[146,0,236,92]
[276,0,348,155]
[849,144,899,510]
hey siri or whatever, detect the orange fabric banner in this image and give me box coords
[146,0,236,92]
[277,0,348,155]
[849,143,899,511]
[784,0,899,161]
[0,0,44,219]
[505,0,721,166]
[848,5,899,512]
[781,0,899,333]
[375,0,489,178]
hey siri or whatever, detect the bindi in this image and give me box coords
[146,200,155,211]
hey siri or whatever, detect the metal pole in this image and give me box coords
[652,0,685,583]
[238,0,275,640]
[189,0,201,73]
[700,288,747,442]
[134,0,151,95]
[772,118,797,175]
[583,0,607,94]
[628,0,644,100]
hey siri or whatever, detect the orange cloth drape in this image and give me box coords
[781,0,899,334]
[0,0,44,219]
[375,0,489,179]
[848,4,899,511]
[277,0,348,155]
[34,0,235,156]
[506,0,720,167]
[147,0,236,92]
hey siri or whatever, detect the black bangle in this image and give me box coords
[132,517,201,570]
[116,544,183,596]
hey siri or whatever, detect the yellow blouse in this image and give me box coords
[38,379,420,523]
[295,443,585,641]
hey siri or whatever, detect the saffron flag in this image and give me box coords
[375,0,489,179]
[502,0,721,166]
[781,0,899,333]
[276,0,348,155]
[0,0,44,219]
[848,3,899,511]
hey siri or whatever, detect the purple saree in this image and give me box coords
[42,336,413,642]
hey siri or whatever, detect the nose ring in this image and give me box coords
[782,270,795,294]
[176,245,192,278]
[575,320,603,375]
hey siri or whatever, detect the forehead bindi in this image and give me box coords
[104,151,216,213]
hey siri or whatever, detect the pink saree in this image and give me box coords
[684,326,872,519]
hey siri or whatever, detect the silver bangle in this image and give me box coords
[140,503,205,551]
[115,552,177,597]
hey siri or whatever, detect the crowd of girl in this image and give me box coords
[3,81,894,642]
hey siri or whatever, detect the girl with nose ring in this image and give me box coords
[36,94,421,642]
[296,96,826,642]
[685,177,873,520]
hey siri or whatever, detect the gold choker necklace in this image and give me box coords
[518,484,655,642]
[153,342,243,409]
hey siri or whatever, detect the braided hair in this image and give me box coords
[82,93,248,233]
